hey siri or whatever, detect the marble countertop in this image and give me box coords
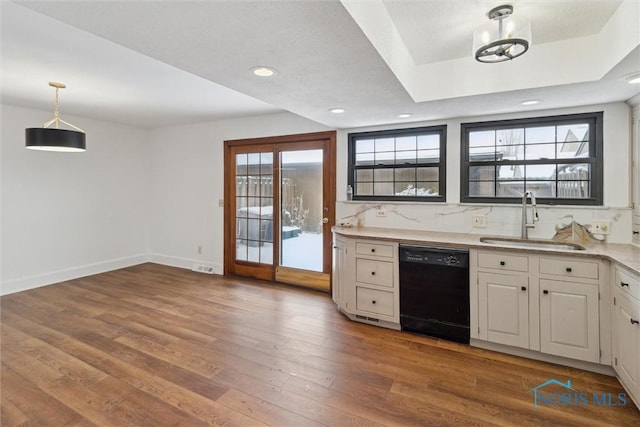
[332,226,640,275]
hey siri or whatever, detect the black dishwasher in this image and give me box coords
[399,245,470,344]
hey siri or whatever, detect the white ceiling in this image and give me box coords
[385,0,622,64]
[1,0,639,130]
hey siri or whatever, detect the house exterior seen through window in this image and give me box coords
[461,112,603,205]
[348,125,446,202]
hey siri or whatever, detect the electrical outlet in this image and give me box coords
[472,215,487,228]
[197,245,202,254]
[592,220,611,234]
[218,199,224,207]
[376,210,386,217]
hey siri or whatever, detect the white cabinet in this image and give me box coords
[539,279,599,362]
[613,292,640,401]
[352,240,399,324]
[331,233,399,329]
[332,235,349,311]
[539,257,599,280]
[473,250,531,349]
[477,252,529,272]
[478,272,529,348]
[355,258,394,287]
[538,256,601,363]
[355,241,394,258]
[355,287,395,317]
[472,250,606,364]
[612,265,640,408]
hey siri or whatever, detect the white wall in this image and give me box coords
[1,101,633,295]
[336,102,634,243]
[148,102,633,277]
[1,104,150,294]
[147,112,330,272]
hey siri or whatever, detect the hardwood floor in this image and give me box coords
[1,263,638,426]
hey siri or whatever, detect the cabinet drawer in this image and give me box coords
[356,258,394,287]
[356,287,394,317]
[616,267,640,301]
[477,252,528,272]
[355,242,394,258]
[539,258,598,280]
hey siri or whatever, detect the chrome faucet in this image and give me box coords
[521,191,539,239]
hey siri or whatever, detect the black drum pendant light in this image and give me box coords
[25,82,86,152]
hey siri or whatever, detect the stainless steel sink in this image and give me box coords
[479,237,586,251]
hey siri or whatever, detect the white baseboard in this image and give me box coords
[0,254,150,296]
[149,253,223,275]
[470,338,615,376]
[0,253,224,296]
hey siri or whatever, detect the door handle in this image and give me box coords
[631,319,639,325]
[322,217,329,224]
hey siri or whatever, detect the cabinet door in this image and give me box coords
[478,272,529,349]
[332,236,349,310]
[539,279,599,363]
[613,290,640,400]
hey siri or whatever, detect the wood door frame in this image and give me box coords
[223,131,336,289]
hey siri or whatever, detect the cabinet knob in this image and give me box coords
[621,282,630,287]
[521,286,527,291]
[500,261,505,266]
[631,319,639,325]
[372,300,376,304]
[371,271,376,275]
[566,267,572,272]
[371,248,376,253]
[543,290,549,295]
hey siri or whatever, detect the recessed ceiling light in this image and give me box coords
[329,108,345,114]
[521,99,541,106]
[625,72,640,84]
[398,113,412,118]
[250,66,277,77]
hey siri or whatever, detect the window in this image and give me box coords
[348,125,446,202]
[461,112,603,205]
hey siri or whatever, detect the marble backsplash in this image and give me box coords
[336,201,633,244]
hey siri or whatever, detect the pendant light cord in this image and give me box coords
[42,82,85,132]
[53,85,60,129]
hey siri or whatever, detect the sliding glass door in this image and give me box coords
[235,151,274,265]
[280,149,324,272]
[224,132,336,290]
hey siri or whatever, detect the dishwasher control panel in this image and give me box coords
[399,246,469,268]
